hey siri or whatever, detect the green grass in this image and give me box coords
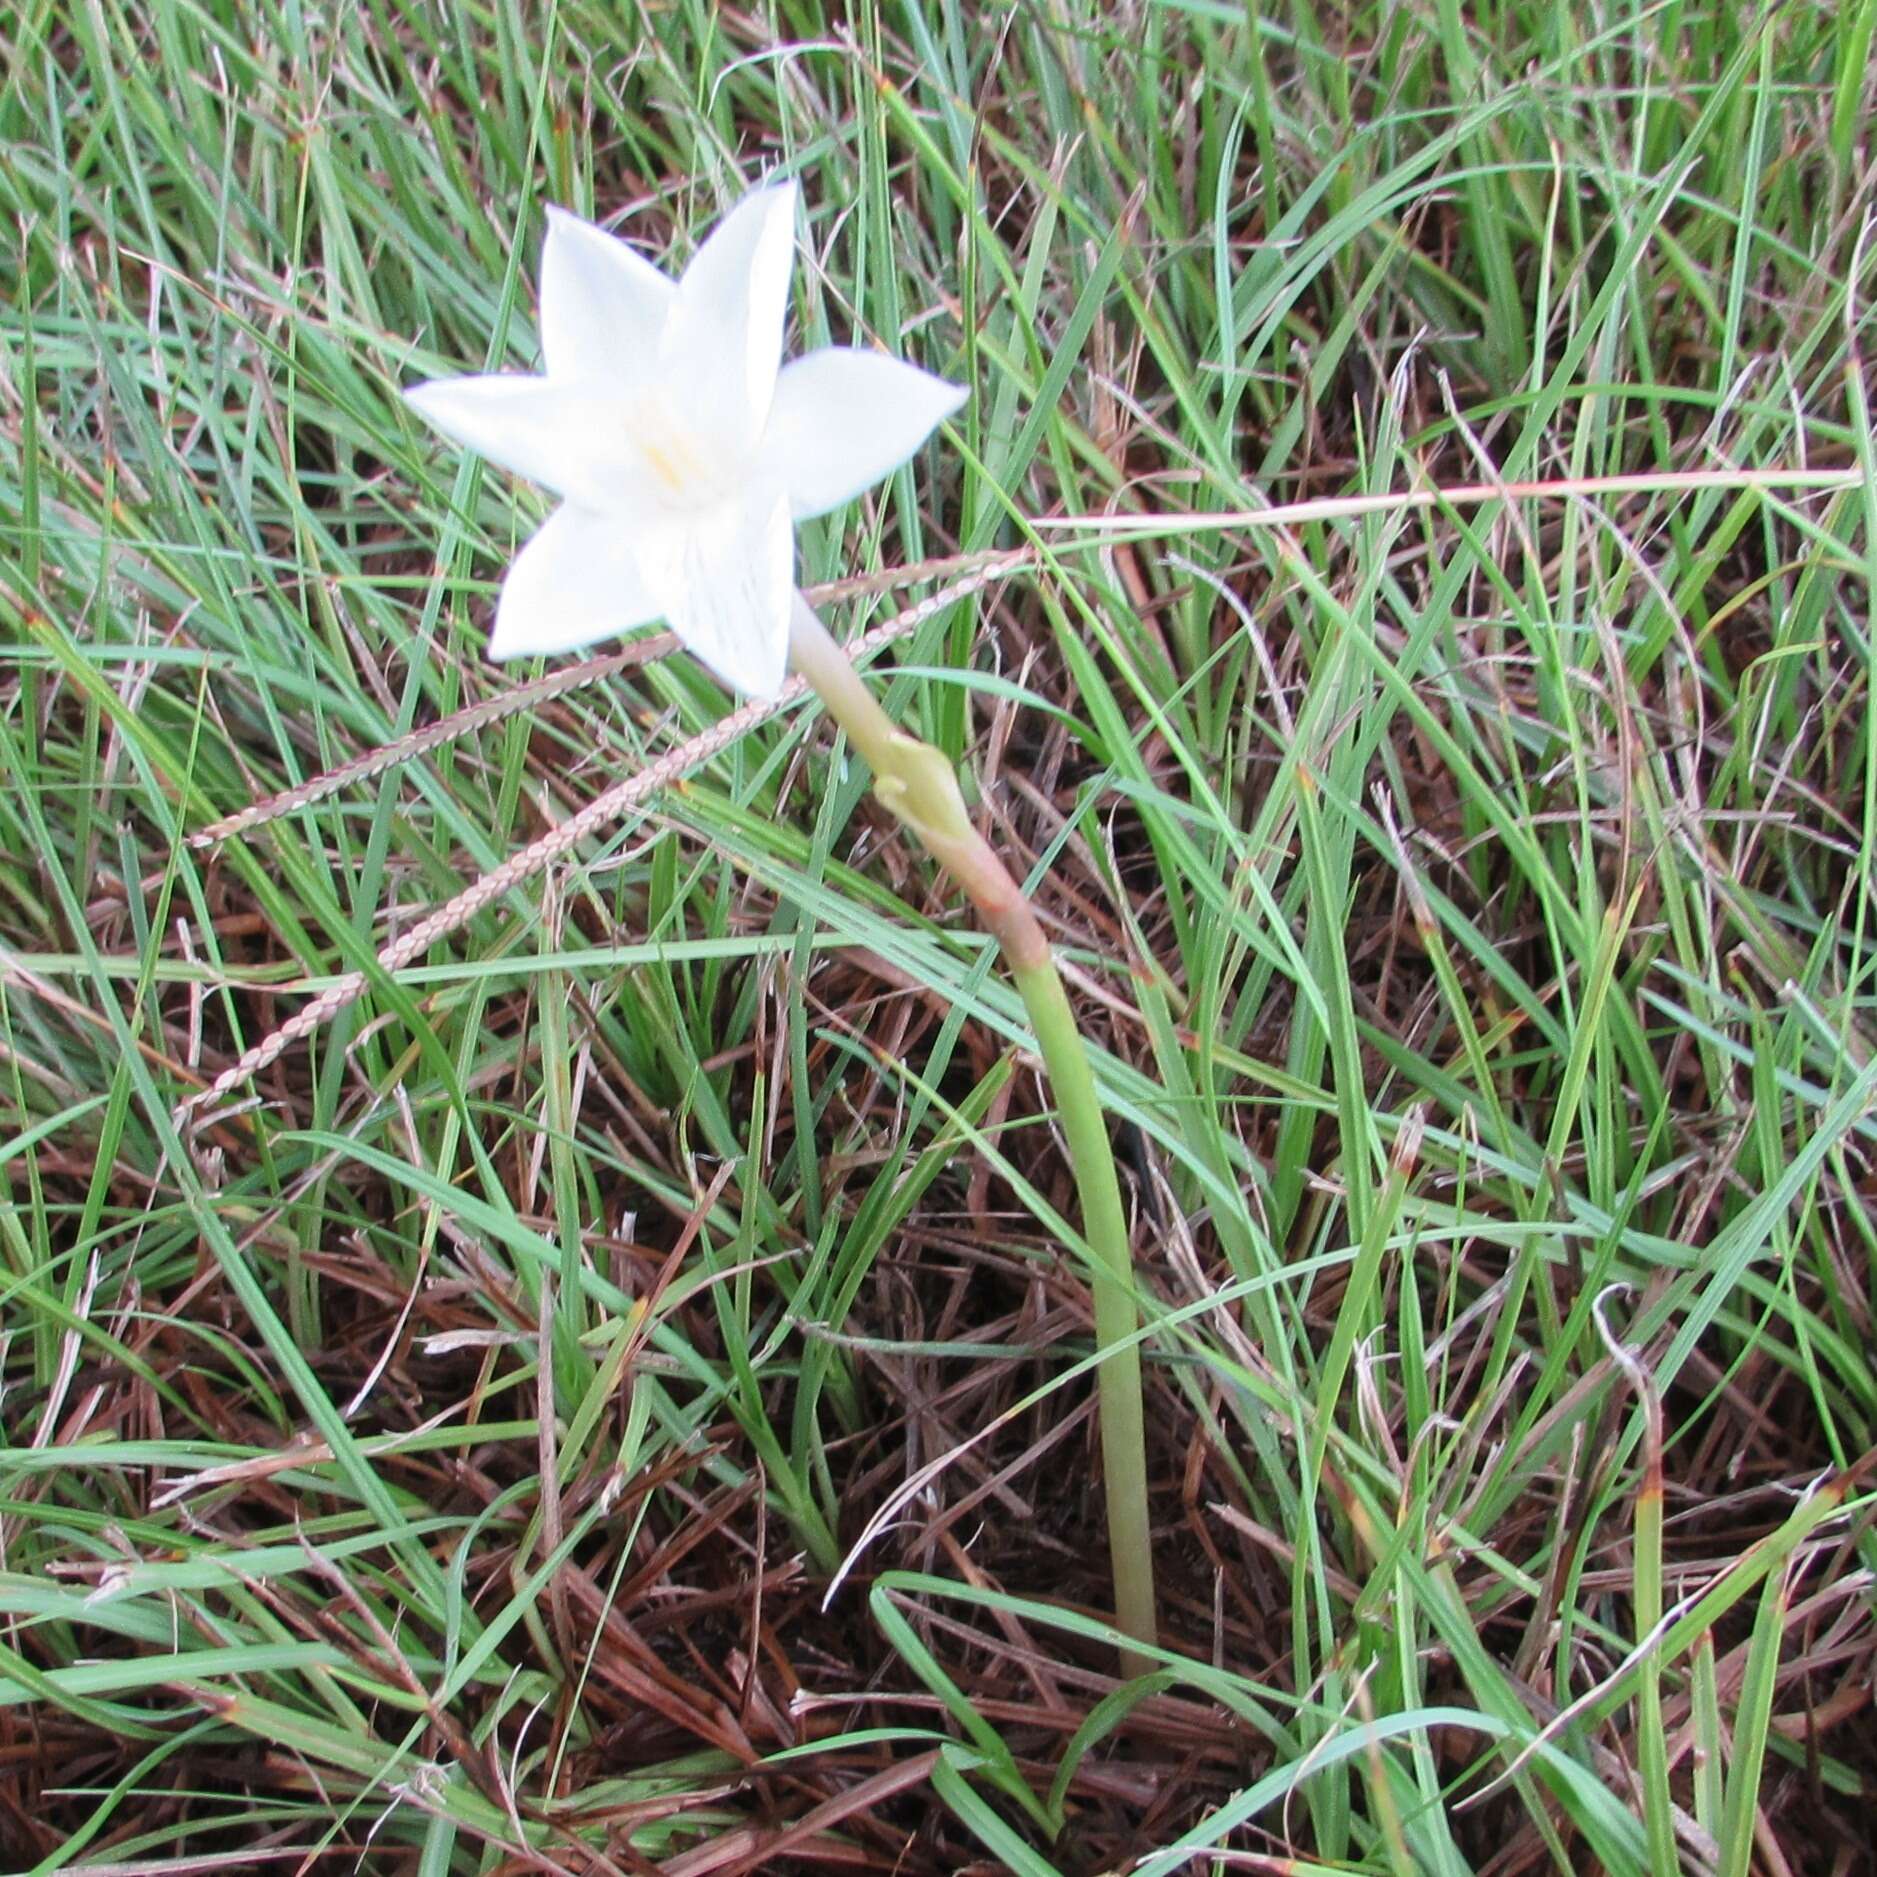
[2,0,1874,1870]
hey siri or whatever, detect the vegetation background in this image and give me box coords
[1,0,1873,1870]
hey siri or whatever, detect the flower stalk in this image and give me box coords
[789,594,1157,1667]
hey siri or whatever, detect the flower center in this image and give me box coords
[629,390,739,510]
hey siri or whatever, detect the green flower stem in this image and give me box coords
[789,592,1156,1666]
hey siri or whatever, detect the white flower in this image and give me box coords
[404,184,967,699]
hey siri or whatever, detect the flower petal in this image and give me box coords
[539,206,676,382]
[405,375,637,507]
[760,349,967,519]
[636,486,794,699]
[488,505,665,659]
[664,181,798,462]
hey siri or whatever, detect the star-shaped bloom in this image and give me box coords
[404,184,966,699]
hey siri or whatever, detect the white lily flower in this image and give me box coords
[404,183,967,699]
